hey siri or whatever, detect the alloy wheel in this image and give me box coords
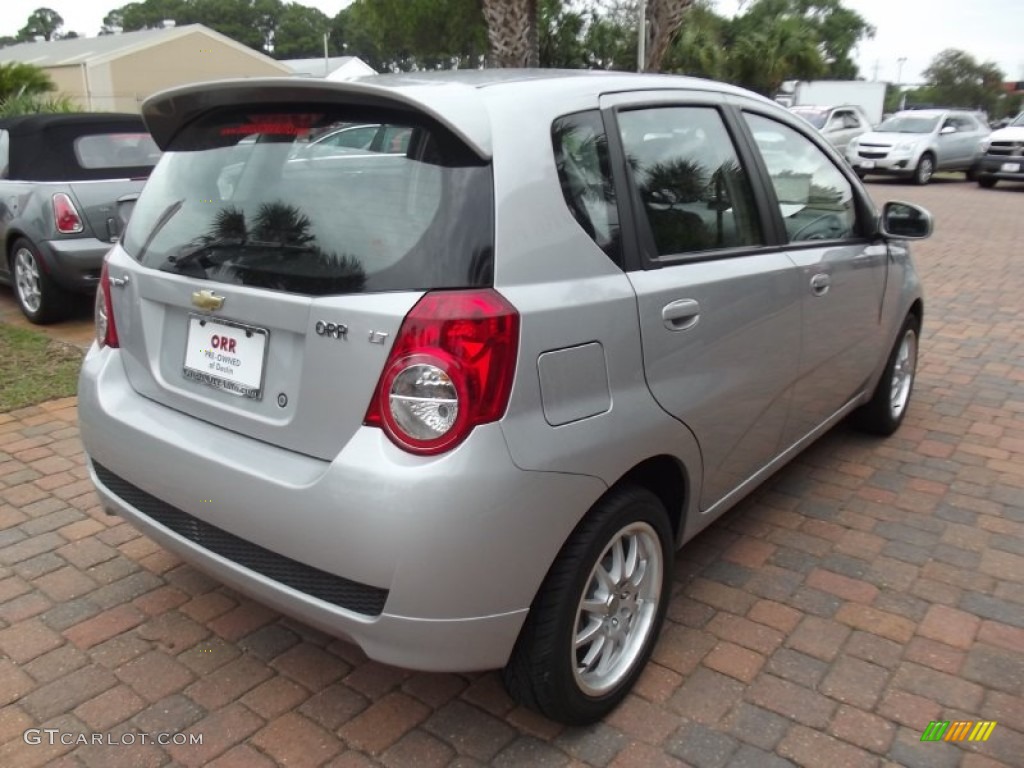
[572,521,663,696]
[889,328,917,420]
[13,247,43,314]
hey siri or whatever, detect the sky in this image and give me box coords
[2,0,1022,85]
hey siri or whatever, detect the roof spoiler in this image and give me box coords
[141,77,492,160]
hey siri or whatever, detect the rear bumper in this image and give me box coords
[78,345,605,671]
[39,237,112,292]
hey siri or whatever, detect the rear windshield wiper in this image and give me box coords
[164,239,316,272]
[136,198,184,262]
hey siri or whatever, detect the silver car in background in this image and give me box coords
[846,107,989,184]
[790,104,873,152]
[78,71,932,725]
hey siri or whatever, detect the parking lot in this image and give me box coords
[1,178,1022,767]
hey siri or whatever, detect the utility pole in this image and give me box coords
[872,59,880,81]
[896,57,907,85]
[638,1,647,73]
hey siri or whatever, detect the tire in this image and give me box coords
[503,486,672,725]
[10,238,71,324]
[978,177,997,189]
[852,314,920,436]
[912,153,935,185]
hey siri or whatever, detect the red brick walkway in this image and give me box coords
[1,180,1022,767]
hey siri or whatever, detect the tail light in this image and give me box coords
[53,193,84,234]
[95,261,120,349]
[364,290,519,455]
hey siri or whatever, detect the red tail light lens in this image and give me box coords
[53,193,84,234]
[95,262,119,349]
[364,289,520,455]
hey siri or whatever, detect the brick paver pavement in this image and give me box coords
[1,179,1022,767]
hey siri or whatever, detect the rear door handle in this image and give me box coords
[661,299,701,331]
[810,273,831,296]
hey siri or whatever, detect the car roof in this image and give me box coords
[142,69,775,160]
[0,113,153,182]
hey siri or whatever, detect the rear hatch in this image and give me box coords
[112,86,494,460]
[69,131,161,240]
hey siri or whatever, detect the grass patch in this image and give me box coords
[0,323,83,412]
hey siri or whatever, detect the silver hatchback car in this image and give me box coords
[79,70,932,725]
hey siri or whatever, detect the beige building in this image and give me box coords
[0,24,292,113]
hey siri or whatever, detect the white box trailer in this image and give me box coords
[775,81,887,126]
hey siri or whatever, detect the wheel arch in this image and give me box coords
[605,454,691,548]
[908,298,923,326]
[6,230,39,272]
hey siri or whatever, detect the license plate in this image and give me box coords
[859,160,875,169]
[183,316,268,399]
[1001,162,1020,173]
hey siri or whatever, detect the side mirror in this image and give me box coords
[880,201,933,240]
[940,125,956,135]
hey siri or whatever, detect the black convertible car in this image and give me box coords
[0,113,159,323]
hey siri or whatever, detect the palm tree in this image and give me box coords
[480,0,539,67]
[644,0,695,73]
[728,16,825,96]
[0,62,55,102]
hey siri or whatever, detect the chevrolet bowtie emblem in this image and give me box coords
[191,289,225,311]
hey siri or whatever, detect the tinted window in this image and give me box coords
[0,129,8,178]
[123,107,494,296]
[618,107,762,257]
[552,111,620,262]
[745,113,858,243]
[74,132,161,169]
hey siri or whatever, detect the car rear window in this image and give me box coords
[74,132,161,169]
[123,106,494,297]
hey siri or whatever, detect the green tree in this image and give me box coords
[920,49,1006,116]
[662,3,729,79]
[100,9,125,34]
[0,62,55,101]
[726,14,825,94]
[272,3,330,59]
[115,0,192,31]
[17,7,64,41]
[730,0,874,80]
[189,0,267,51]
[343,0,487,71]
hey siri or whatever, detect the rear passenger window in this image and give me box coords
[74,133,161,169]
[744,113,858,243]
[552,111,620,263]
[617,107,762,258]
